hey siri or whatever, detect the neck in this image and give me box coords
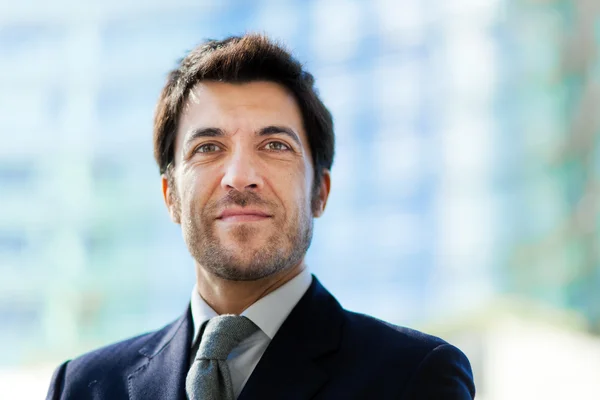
[195,262,306,315]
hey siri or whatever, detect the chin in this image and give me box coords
[222,233,267,248]
[214,263,280,282]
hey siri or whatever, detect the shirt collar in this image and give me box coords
[190,268,312,346]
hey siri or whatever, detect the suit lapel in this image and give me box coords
[127,308,193,400]
[238,277,344,400]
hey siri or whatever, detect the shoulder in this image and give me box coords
[47,314,187,399]
[308,278,467,367]
[343,310,447,352]
[64,329,156,375]
[66,309,187,371]
[46,332,152,400]
[338,310,475,398]
[340,310,471,373]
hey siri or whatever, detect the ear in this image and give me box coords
[162,174,181,224]
[312,169,331,218]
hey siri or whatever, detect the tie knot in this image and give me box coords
[197,315,258,360]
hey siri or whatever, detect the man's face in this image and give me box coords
[163,81,329,281]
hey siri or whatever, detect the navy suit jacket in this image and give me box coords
[47,277,475,399]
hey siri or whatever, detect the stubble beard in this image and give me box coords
[178,190,314,281]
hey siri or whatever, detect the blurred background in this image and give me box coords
[1,0,599,398]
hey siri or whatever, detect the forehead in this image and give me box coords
[175,81,307,149]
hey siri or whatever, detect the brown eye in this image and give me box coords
[196,143,221,153]
[264,141,290,151]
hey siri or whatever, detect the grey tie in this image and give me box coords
[186,315,258,400]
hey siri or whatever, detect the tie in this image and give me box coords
[186,315,258,400]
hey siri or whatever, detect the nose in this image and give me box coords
[220,149,264,192]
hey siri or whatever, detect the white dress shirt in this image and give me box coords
[189,268,312,398]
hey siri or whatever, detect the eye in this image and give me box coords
[195,143,222,153]
[264,141,290,151]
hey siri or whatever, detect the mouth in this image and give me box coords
[216,209,272,223]
[218,214,271,222]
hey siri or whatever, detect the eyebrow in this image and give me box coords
[183,127,225,150]
[183,125,302,149]
[257,125,301,146]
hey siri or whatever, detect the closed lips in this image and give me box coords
[217,209,272,220]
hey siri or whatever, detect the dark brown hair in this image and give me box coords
[153,33,335,192]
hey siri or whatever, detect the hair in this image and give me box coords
[153,33,335,194]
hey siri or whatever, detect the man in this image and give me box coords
[47,34,475,399]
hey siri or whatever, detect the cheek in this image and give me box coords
[179,171,210,214]
[278,174,312,217]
